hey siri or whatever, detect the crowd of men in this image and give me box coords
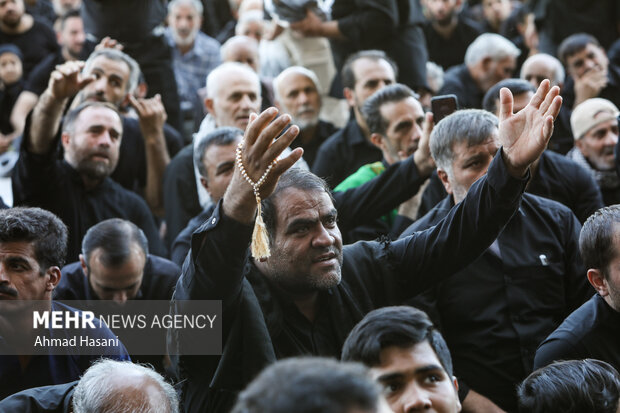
[1,0,620,412]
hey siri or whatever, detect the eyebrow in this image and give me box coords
[285,208,338,232]
[376,364,445,383]
[5,256,32,268]
[95,280,141,292]
[215,161,234,174]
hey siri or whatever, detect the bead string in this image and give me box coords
[235,140,278,203]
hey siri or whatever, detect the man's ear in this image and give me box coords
[79,254,88,277]
[343,87,355,108]
[200,176,210,194]
[370,133,385,149]
[46,266,62,291]
[205,97,215,115]
[61,131,71,149]
[587,268,608,296]
[437,168,453,194]
[575,138,585,153]
[452,376,462,412]
[481,56,493,71]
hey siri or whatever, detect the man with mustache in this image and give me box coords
[273,66,337,169]
[168,80,563,412]
[11,73,165,262]
[567,98,620,206]
[335,83,427,241]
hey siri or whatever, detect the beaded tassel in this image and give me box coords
[236,141,277,259]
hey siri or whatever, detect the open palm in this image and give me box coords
[498,80,562,177]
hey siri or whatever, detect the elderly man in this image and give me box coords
[12,96,166,261]
[566,98,620,205]
[535,205,620,373]
[168,81,563,412]
[0,208,130,400]
[401,108,591,412]
[313,50,396,187]
[273,66,337,168]
[166,0,221,134]
[342,306,462,413]
[439,33,520,109]
[0,359,179,413]
[163,62,263,246]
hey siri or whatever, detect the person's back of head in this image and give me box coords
[72,359,179,413]
[517,359,620,413]
[482,78,535,115]
[231,357,384,413]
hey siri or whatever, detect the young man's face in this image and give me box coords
[370,341,461,413]
[59,16,85,59]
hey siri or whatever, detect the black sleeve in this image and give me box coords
[571,165,604,223]
[534,333,581,370]
[24,54,56,95]
[332,157,427,235]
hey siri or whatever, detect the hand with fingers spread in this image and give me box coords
[94,36,124,51]
[413,112,436,177]
[128,94,167,138]
[498,79,562,178]
[47,60,94,101]
[223,107,303,224]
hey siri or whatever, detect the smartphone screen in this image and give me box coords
[431,95,459,123]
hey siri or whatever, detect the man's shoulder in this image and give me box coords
[195,31,221,51]
[401,195,452,236]
[521,192,575,218]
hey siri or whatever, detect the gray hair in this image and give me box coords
[430,109,499,172]
[205,61,261,98]
[219,35,259,63]
[426,61,445,93]
[520,53,565,86]
[84,48,141,95]
[72,360,179,413]
[194,127,244,178]
[273,66,321,101]
[464,33,521,66]
[168,0,203,15]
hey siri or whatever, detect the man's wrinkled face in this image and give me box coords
[82,56,132,108]
[370,342,461,413]
[82,245,145,304]
[347,58,396,112]
[63,106,123,180]
[200,140,239,203]
[262,188,343,295]
[207,71,261,130]
[168,3,202,48]
[440,135,499,204]
[377,97,425,164]
[483,56,516,92]
[0,52,21,84]
[566,43,609,79]
[277,73,321,130]
[0,242,51,304]
[424,0,460,26]
[0,0,24,28]
[59,16,86,59]
[576,117,619,171]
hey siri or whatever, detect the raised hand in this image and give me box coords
[47,61,94,101]
[94,36,124,51]
[128,94,167,138]
[223,107,303,224]
[413,112,436,176]
[498,79,562,178]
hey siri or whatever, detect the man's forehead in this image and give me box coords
[0,240,37,260]
[275,188,334,220]
[353,58,394,81]
[453,135,498,157]
[382,97,423,122]
[587,117,619,136]
[77,106,123,128]
[171,3,200,16]
[281,73,316,93]
[372,341,446,377]
[86,56,131,78]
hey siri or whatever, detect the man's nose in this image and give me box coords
[312,224,335,248]
[403,384,432,412]
[112,291,129,304]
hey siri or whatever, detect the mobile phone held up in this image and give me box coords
[431,94,459,123]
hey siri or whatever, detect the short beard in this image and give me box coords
[2,15,21,29]
[293,115,319,131]
[75,159,114,181]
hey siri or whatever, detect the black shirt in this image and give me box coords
[0,20,58,77]
[169,152,529,413]
[54,255,180,301]
[12,130,166,262]
[423,16,483,70]
[534,294,620,372]
[439,64,485,109]
[289,120,338,170]
[81,0,167,43]
[415,150,604,224]
[25,51,65,96]
[402,193,592,412]
[312,119,382,188]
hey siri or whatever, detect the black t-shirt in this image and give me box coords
[423,16,483,70]
[81,0,167,42]
[25,50,64,96]
[0,20,59,77]
[534,294,620,372]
